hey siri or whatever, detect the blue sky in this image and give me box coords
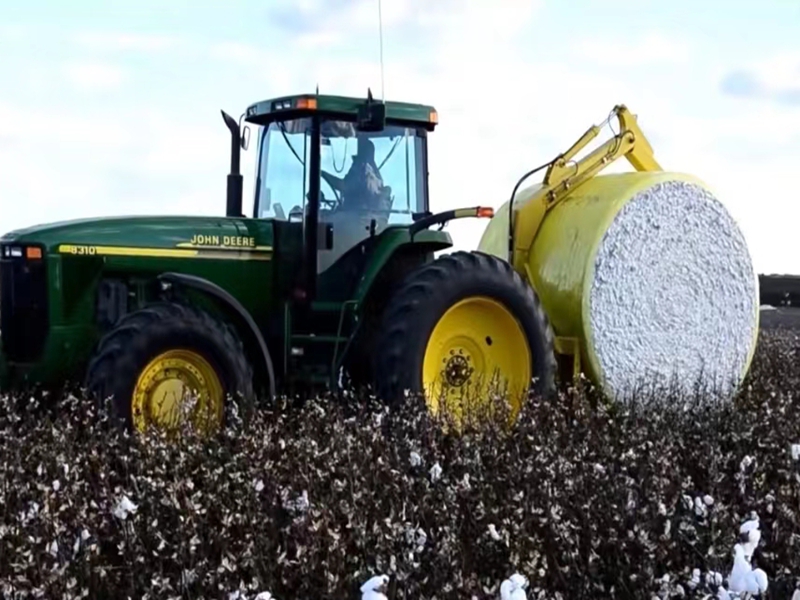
[1,0,799,273]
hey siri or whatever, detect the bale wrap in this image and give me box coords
[478,171,760,400]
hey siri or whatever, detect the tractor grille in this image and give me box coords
[0,247,49,363]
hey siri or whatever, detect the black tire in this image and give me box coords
[372,250,557,417]
[84,302,254,432]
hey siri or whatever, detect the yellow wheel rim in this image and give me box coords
[132,349,224,436]
[422,296,532,430]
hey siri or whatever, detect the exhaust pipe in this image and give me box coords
[221,110,243,218]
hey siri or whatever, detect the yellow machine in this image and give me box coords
[478,105,759,394]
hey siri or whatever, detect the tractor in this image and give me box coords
[0,90,557,434]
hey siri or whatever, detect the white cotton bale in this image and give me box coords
[477,171,760,402]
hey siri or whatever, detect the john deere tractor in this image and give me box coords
[0,90,557,434]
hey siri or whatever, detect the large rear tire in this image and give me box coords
[85,302,254,436]
[372,251,557,429]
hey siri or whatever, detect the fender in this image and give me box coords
[157,272,276,399]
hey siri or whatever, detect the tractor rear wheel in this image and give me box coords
[372,250,557,429]
[85,302,254,437]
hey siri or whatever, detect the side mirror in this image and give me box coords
[356,88,386,133]
[237,113,250,151]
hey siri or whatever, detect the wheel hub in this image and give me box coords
[443,350,473,387]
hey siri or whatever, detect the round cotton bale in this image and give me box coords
[477,171,760,402]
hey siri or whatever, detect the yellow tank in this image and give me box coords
[477,169,760,400]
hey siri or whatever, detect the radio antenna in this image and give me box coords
[377,0,385,101]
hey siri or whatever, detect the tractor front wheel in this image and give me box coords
[372,251,557,430]
[85,302,254,437]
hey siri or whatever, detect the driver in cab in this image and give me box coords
[340,136,387,213]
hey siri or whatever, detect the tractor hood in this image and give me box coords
[1,215,274,255]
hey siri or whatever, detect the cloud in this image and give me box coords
[719,53,800,107]
[720,70,763,97]
[62,62,127,91]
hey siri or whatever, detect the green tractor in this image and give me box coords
[0,90,557,434]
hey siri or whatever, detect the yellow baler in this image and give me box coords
[478,106,760,399]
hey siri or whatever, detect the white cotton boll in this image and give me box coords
[703,495,714,506]
[747,569,768,595]
[48,540,58,557]
[687,568,701,589]
[429,462,442,482]
[791,444,800,461]
[254,479,264,493]
[361,575,389,600]
[409,451,422,467]
[739,516,761,560]
[706,571,723,588]
[52,480,60,492]
[112,495,138,520]
[500,573,528,600]
[488,524,502,541]
[740,455,754,471]
[254,592,273,600]
[694,497,708,518]
[791,588,800,600]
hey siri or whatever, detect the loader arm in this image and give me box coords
[510,104,662,274]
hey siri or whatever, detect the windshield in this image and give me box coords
[253,118,312,221]
[318,120,427,225]
[253,117,427,222]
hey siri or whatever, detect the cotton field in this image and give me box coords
[0,326,799,599]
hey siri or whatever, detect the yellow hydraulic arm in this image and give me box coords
[508,104,662,274]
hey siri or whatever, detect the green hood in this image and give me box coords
[1,215,274,253]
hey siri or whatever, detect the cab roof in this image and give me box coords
[244,93,438,130]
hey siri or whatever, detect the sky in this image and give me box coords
[1,0,799,274]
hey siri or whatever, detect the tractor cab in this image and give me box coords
[226,91,438,305]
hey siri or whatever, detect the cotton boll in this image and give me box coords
[500,573,528,600]
[739,516,761,560]
[361,574,389,600]
[728,543,750,593]
[112,495,138,520]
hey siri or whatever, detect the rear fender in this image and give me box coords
[157,272,276,398]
